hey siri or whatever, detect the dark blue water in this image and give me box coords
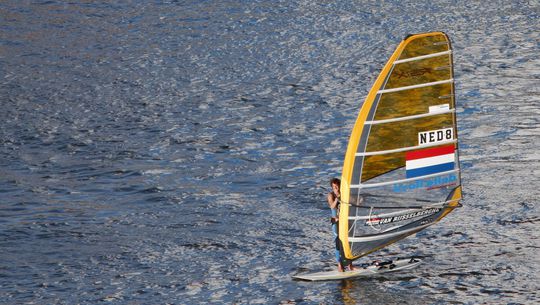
[1,1,539,304]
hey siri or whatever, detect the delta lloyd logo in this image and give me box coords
[393,173,458,193]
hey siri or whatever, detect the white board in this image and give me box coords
[292,258,421,281]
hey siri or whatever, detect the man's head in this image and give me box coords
[330,178,340,194]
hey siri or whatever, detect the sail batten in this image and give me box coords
[366,109,455,125]
[350,169,459,189]
[338,32,462,261]
[378,79,454,94]
[355,139,457,156]
[348,224,432,243]
[394,50,452,64]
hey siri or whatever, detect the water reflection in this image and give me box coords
[336,277,432,305]
[340,280,359,305]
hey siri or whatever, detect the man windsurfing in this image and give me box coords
[327,178,354,272]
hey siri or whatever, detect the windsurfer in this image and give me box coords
[327,178,354,272]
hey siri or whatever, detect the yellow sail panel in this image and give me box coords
[374,83,453,121]
[362,152,404,182]
[398,34,449,60]
[339,32,461,261]
[384,56,452,90]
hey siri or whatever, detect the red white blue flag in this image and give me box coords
[405,145,455,178]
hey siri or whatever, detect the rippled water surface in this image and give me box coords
[1,1,539,304]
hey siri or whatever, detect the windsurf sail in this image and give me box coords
[339,32,462,261]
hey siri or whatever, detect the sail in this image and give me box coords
[338,32,462,261]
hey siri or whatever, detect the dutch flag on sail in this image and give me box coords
[405,145,455,178]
